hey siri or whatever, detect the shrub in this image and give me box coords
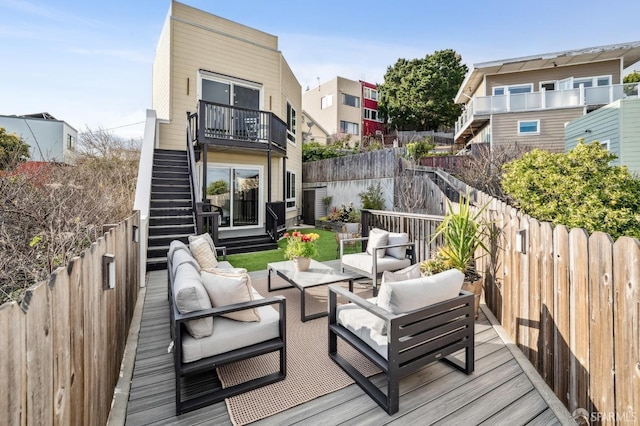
[405,137,435,161]
[359,182,386,210]
[502,141,640,239]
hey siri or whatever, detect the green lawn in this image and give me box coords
[225,228,360,272]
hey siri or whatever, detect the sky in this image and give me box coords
[1,0,639,140]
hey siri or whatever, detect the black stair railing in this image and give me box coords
[266,201,285,242]
[187,112,219,243]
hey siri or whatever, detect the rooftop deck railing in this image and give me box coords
[455,82,640,138]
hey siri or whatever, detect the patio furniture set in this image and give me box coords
[167,228,475,415]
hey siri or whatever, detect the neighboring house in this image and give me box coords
[454,41,640,152]
[302,77,384,146]
[301,110,331,144]
[565,97,640,175]
[0,112,77,164]
[151,1,302,233]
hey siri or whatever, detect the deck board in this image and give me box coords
[123,267,572,425]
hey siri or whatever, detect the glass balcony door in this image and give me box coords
[206,165,262,228]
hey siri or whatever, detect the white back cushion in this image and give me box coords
[366,228,389,258]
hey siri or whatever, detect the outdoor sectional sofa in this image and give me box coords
[167,235,286,415]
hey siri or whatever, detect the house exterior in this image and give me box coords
[454,41,640,152]
[302,77,383,146]
[0,112,77,164]
[565,97,640,175]
[152,1,302,231]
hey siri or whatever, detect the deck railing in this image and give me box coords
[455,82,640,137]
[0,212,141,425]
[196,100,287,152]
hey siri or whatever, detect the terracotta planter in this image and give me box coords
[293,256,311,271]
[462,277,483,319]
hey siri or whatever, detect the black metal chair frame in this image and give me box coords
[328,284,475,415]
[168,253,286,415]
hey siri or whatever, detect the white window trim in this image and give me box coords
[493,83,534,95]
[539,80,556,91]
[572,75,612,88]
[286,170,296,211]
[197,70,263,107]
[600,139,610,150]
[287,101,297,145]
[340,120,359,135]
[364,108,383,122]
[517,119,540,135]
[321,94,333,109]
[199,162,265,229]
[341,93,360,108]
[363,87,378,101]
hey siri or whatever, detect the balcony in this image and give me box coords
[190,100,288,157]
[455,82,640,142]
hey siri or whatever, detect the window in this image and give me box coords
[286,171,296,209]
[540,81,556,91]
[364,108,382,122]
[518,120,540,135]
[287,102,296,143]
[363,87,378,101]
[493,84,533,95]
[67,134,76,150]
[573,75,611,89]
[341,93,360,108]
[321,94,333,109]
[340,120,359,135]
[600,140,610,151]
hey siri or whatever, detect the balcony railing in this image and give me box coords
[455,82,640,138]
[194,100,287,153]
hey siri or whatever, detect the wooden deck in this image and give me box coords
[123,263,574,425]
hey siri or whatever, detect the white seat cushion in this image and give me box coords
[336,301,388,360]
[181,291,281,363]
[342,253,411,275]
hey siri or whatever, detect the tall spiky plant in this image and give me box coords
[431,193,490,281]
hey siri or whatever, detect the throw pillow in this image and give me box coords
[172,262,213,339]
[381,263,421,283]
[375,269,464,334]
[200,270,261,322]
[189,233,216,253]
[190,236,218,269]
[386,232,409,259]
[366,228,389,258]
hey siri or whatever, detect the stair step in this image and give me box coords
[153,165,188,173]
[146,257,168,271]
[147,246,171,259]
[224,242,278,255]
[150,199,192,208]
[150,207,192,216]
[151,184,191,193]
[150,216,193,226]
[151,192,191,200]
[148,234,192,246]
[148,224,195,236]
[152,177,190,184]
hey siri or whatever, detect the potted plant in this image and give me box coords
[283,231,320,271]
[429,193,490,318]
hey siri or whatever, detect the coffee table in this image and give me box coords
[267,259,355,322]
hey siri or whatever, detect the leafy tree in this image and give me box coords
[207,179,228,196]
[378,49,468,131]
[502,141,640,239]
[0,127,30,170]
[359,182,386,210]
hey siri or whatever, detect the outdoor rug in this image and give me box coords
[217,276,380,425]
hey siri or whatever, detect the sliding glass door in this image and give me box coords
[205,165,262,228]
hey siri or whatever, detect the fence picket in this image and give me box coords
[613,237,640,421]
[0,301,25,425]
[539,222,554,390]
[589,232,615,424]
[569,228,590,413]
[50,268,71,426]
[553,225,570,407]
[528,219,542,370]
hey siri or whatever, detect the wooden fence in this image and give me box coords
[302,148,403,183]
[473,192,639,424]
[0,211,141,425]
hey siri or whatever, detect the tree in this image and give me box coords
[623,71,640,96]
[207,179,228,196]
[378,49,468,131]
[502,141,640,239]
[359,182,386,210]
[0,127,30,170]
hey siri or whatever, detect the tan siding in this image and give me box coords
[303,78,339,137]
[171,1,277,50]
[152,13,172,121]
[485,60,621,94]
[492,109,584,152]
[336,77,363,144]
